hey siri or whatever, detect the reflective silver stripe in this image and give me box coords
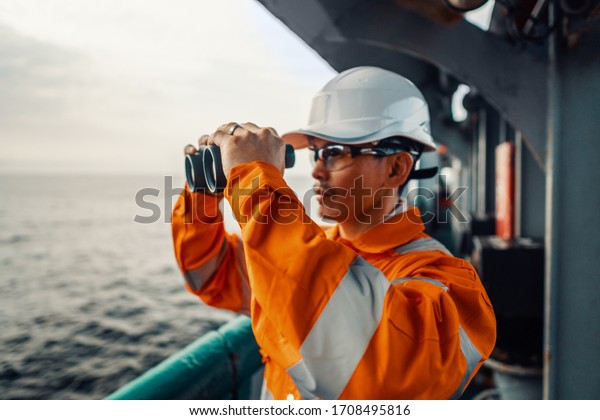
[260,380,274,400]
[450,327,482,399]
[394,237,452,256]
[391,277,449,292]
[234,237,251,316]
[183,241,228,291]
[392,277,481,399]
[287,256,390,400]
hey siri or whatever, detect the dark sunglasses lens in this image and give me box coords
[322,147,344,160]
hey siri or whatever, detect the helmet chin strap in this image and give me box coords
[411,166,439,179]
[398,153,439,195]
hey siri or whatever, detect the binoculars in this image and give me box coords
[185,144,296,194]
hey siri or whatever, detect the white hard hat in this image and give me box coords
[283,66,437,152]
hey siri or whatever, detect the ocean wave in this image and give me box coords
[0,174,234,400]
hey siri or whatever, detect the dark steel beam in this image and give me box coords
[258,0,548,158]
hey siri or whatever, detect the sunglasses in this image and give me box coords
[308,143,417,172]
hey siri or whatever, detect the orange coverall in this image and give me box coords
[172,161,496,399]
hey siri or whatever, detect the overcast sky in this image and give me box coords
[0,0,493,176]
[0,0,336,175]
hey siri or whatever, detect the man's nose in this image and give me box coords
[311,158,330,182]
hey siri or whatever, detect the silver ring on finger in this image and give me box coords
[228,123,242,136]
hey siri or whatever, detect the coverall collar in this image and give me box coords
[326,206,425,254]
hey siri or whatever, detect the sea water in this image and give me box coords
[0,173,315,399]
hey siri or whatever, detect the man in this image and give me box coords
[171,67,496,399]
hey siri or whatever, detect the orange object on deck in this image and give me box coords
[496,142,515,239]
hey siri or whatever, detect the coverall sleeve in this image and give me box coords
[225,162,496,400]
[171,184,249,314]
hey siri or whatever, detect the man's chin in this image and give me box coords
[317,205,345,223]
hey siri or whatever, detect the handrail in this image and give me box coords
[105,315,262,400]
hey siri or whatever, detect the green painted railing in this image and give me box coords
[106,315,262,400]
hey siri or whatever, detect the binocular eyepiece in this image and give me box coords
[185,144,296,194]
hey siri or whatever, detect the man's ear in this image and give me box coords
[385,152,414,188]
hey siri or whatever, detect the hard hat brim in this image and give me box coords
[282,123,437,152]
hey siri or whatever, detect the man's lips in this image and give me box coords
[313,186,331,197]
[314,186,346,206]
[313,186,329,204]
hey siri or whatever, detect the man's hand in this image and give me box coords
[183,144,197,156]
[201,122,286,176]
